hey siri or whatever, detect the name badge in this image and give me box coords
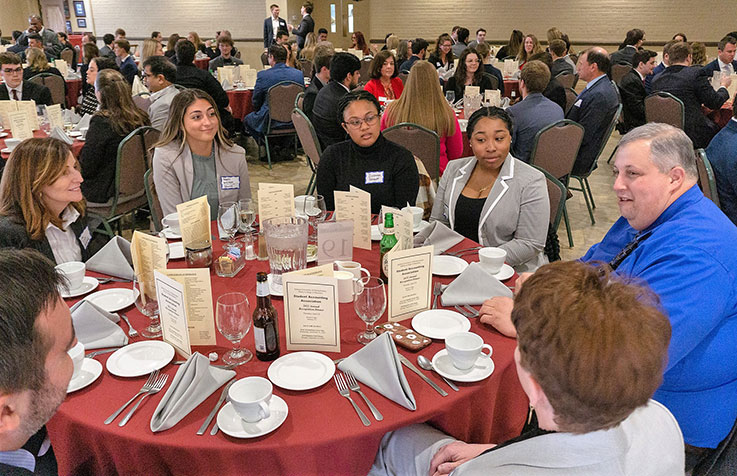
[574,99,583,107]
[365,171,384,184]
[220,176,240,190]
[79,226,92,249]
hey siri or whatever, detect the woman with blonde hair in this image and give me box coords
[79,69,150,204]
[139,38,164,70]
[22,47,63,80]
[691,42,708,66]
[0,138,108,263]
[382,60,463,173]
[385,34,399,52]
[153,89,251,218]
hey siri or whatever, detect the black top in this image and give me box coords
[316,134,419,214]
[79,115,130,203]
[444,74,495,101]
[454,194,485,243]
[0,80,53,106]
[543,77,567,112]
[303,75,324,120]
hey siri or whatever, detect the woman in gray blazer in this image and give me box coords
[152,89,251,219]
[430,107,548,272]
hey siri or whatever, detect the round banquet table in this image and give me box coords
[1,130,84,160]
[65,78,83,108]
[226,88,254,121]
[47,222,528,476]
[195,58,211,71]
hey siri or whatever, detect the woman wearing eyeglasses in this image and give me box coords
[315,90,419,214]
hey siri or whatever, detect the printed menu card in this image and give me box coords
[160,268,217,346]
[154,270,192,358]
[282,272,341,352]
[257,182,295,222]
[45,104,64,129]
[176,195,211,250]
[131,231,168,302]
[8,111,33,140]
[387,245,434,322]
[334,186,371,250]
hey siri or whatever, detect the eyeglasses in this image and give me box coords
[2,67,22,74]
[344,114,379,129]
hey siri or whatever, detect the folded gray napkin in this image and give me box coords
[221,79,233,90]
[150,352,236,432]
[338,332,416,411]
[441,262,513,306]
[86,236,134,280]
[72,113,91,130]
[49,126,73,145]
[413,221,464,255]
[62,109,81,125]
[70,300,128,349]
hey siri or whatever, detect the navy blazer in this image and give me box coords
[620,69,647,133]
[652,64,729,148]
[244,63,304,135]
[263,16,288,48]
[312,81,350,148]
[700,58,737,77]
[565,75,619,176]
[644,62,665,94]
[119,56,138,85]
[507,93,564,163]
[706,119,737,225]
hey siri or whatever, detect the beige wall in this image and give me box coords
[0,0,38,39]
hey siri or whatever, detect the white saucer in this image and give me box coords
[106,340,175,377]
[371,225,381,241]
[60,276,99,298]
[161,227,182,240]
[412,309,471,340]
[267,352,335,391]
[1,148,12,154]
[84,287,139,313]
[67,358,103,393]
[217,397,288,438]
[431,349,494,382]
[267,273,283,297]
[432,255,469,276]
[168,241,185,259]
[492,264,514,281]
[76,136,85,141]
[68,131,82,137]
[0,132,7,138]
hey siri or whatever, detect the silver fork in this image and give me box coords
[104,370,159,424]
[462,304,479,317]
[334,374,370,426]
[454,305,478,318]
[119,313,138,338]
[345,371,383,421]
[432,282,442,309]
[118,373,169,427]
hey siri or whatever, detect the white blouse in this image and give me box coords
[45,206,83,264]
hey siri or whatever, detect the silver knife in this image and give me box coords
[197,378,235,435]
[399,355,448,397]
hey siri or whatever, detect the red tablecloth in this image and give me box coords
[65,78,83,108]
[503,79,519,99]
[227,88,254,121]
[47,223,528,476]
[1,130,84,159]
[705,101,733,130]
[195,58,211,71]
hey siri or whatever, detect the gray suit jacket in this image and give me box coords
[148,85,180,131]
[430,155,548,272]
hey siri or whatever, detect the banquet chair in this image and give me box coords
[262,81,305,169]
[484,73,499,91]
[564,88,578,114]
[529,119,585,247]
[144,168,164,232]
[139,126,160,168]
[299,59,313,78]
[695,148,721,208]
[645,91,685,130]
[294,92,305,111]
[611,63,632,85]
[60,48,74,65]
[533,165,567,260]
[555,72,577,89]
[383,122,441,181]
[291,108,322,195]
[29,73,66,107]
[132,93,151,114]
[358,58,372,86]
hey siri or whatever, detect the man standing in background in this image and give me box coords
[263,4,288,50]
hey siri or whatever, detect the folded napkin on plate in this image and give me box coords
[49,126,73,145]
[441,262,513,306]
[413,221,464,255]
[338,332,416,411]
[86,236,134,279]
[131,75,149,96]
[70,300,128,349]
[72,113,91,131]
[150,352,236,432]
[221,79,233,90]
[62,109,81,125]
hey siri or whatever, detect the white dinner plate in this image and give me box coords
[432,255,469,276]
[431,349,494,383]
[68,130,82,137]
[267,352,335,391]
[492,264,514,281]
[84,288,139,313]
[76,136,85,141]
[168,241,185,259]
[267,273,283,297]
[1,148,12,154]
[371,225,382,241]
[161,227,182,240]
[106,340,175,377]
[412,309,471,340]
[217,397,288,439]
[0,132,8,138]
[67,358,103,393]
[60,276,99,298]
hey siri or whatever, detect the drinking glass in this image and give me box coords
[239,198,256,234]
[264,216,308,287]
[216,292,252,365]
[445,90,456,106]
[218,201,240,250]
[133,274,161,338]
[353,277,387,344]
[304,195,327,241]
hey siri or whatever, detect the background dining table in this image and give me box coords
[1,130,84,160]
[226,88,255,121]
[194,58,211,71]
[47,222,528,476]
[65,78,83,108]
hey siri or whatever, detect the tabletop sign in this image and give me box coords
[334,185,371,250]
[17,100,39,129]
[154,270,192,359]
[288,263,334,277]
[45,104,64,129]
[380,206,412,251]
[257,182,295,223]
[242,68,257,88]
[464,86,480,98]
[161,268,217,345]
[485,89,502,107]
[317,220,353,265]
[7,110,33,140]
[282,273,341,353]
[54,59,69,78]
[0,100,17,127]
[130,231,168,299]
[176,195,212,250]
[503,59,517,78]
[217,66,235,84]
[387,245,434,322]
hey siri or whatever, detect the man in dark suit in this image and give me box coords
[645,40,677,94]
[620,49,657,133]
[312,52,361,148]
[243,44,304,138]
[700,35,737,78]
[652,42,731,149]
[263,4,288,50]
[113,39,138,85]
[17,15,63,57]
[610,29,645,66]
[507,60,564,163]
[400,38,427,74]
[98,34,116,60]
[566,47,620,176]
[549,39,574,77]
[706,102,737,225]
[21,34,55,63]
[304,47,333,120]
[288,2,315,50]
[0,52,53,105]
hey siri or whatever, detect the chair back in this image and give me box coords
[139,126,160,167]
[611,63,632,85]
[645,91,685,129]
[132,93,151,113]
[529,119,585,181]
[299,59,313,78]
[555,72,576,89]
[29,73,66,107]
[144,168,164,232]
[292,108,323,171]
[564,88,578,114]
[358,58,372,85]
[266,81,304,124]
[533,166,567,230]
[484,72,499,91]
[60,48,74,65]
[695,148,721,208]
[294,91,305,111]
[383,122,441,181]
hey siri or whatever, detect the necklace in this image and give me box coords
[475,184,491,198]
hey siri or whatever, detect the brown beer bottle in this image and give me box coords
[253,272,280,361]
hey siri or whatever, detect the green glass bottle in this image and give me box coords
[379,213,398,283]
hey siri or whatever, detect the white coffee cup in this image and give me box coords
[334,260,370,280]
[67,340,85,380]
[5,138,21,151]
[229,377,272,423]
[401,205,424,228]
[79,126,88,139]
[162,212,181,234]
[55,261,86,291]
[445,332,493,370]
[479,247,507,274]
[335,270,358,303]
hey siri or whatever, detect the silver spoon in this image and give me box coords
[417,355,459,392]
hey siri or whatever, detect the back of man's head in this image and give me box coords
[313,49,333,74]
[268,44,287,63]
[584,47,610,76]
[549,39,567,58]
[330,52,361,83]
[667,41,692,64]
[411,38,428,55]
[520,60,551,94]
[103,33,114,46]
[662,39,678,57]
[633,49,657,69]
[143,55,176,84]
[175,39,196,65]
[457,27,469,44]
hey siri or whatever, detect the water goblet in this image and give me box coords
[353,277,387,344]
[445,90,456,106]
[304,195,327,241]
[133,274,161,338]
[218,201,240,250]
[216,292,253,365]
